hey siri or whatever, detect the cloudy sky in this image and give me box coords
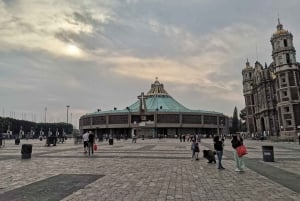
[1,0,300,128]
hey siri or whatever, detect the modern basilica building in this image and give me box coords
[242,20,300,139]
[79,78,229,139]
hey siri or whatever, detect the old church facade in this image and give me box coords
[242,20,300,139]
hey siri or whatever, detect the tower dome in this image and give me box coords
[273,18,289,36]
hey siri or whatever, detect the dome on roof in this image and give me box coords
[273,18,289,36]
[242,59,253,71]
[87,78,223,115]
[147,77,170,97]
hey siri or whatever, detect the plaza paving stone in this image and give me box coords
[0,138,299,201]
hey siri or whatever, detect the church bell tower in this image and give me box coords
[270,19,300,137]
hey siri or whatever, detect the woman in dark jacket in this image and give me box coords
[231,134,245,172]
[214,136,225,169]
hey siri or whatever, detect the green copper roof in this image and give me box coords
[127,96,191,112]
[87,78,223,116]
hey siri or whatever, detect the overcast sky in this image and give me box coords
[1,0,300,128]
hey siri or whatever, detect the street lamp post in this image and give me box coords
[66,105,70,124]
[44,107,47,123]
[220,119,223,137]
[126,107,130,139]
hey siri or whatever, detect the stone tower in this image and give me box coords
[270,19,300,137]
[242,60,255,133]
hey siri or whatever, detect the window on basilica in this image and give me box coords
[284,39,288,47]
[286,53,291,64]
[284,106,290,113]
[282,91,288,97]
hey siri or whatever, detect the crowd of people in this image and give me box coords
[189,133,246,172]
[80,130,248,172]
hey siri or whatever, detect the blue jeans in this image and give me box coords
[216,150,223,168]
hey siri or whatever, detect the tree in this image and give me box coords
[0,117,73,138]
[231,106,239,134]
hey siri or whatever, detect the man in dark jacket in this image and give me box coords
[214,136,225,169]
[88,131,95,156]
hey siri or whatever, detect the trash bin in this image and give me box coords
[47,136,57,146]
[262,146,274,162]
[15,138,20,145]
[109,138,113,145]
[21,144,32,159]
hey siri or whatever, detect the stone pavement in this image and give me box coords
[0,138,299,201]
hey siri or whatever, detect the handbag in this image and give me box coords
[236,145,247,157]
[93,144,98,151]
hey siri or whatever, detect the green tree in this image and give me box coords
[0,117,73,137]
[231,106,239,134]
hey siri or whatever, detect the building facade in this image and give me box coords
[80,79,229,138]
[242,20,300,139]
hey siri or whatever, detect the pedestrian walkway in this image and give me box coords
[0,138,299,201]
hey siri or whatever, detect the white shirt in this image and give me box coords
[83,132,89,142]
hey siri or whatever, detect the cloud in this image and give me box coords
[93,23,263,106]
[1,0,300,126]
[0,0,114,60]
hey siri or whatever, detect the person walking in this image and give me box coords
[194,142,200,160]
[231,134,245,172]
[82,131,89,154]
[214,136,225,169]
[132,130,137,143]
[191,140,200,160]
[88,131,95,156]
